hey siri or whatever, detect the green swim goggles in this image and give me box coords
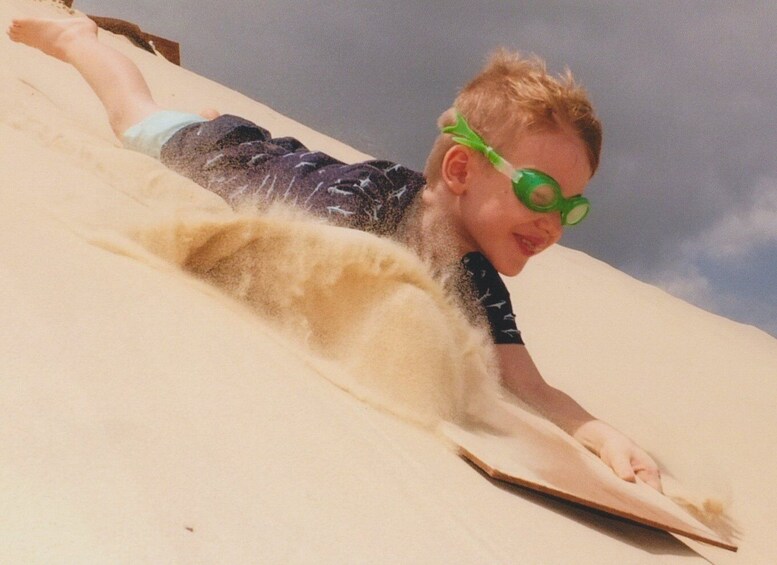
[441,112,590,226]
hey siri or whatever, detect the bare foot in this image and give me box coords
[7,17,98,61]
[199,108,221,120]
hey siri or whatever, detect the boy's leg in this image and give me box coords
[7,17,162,138]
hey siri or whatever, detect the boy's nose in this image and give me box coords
[534,212,563,241]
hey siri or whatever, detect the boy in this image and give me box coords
[8,16,662,491]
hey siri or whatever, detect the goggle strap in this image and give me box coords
[442,113,491,156]
[443,116,511,173]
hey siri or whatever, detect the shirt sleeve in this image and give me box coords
[461,252,524,345]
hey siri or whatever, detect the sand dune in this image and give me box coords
[3,0,776,562]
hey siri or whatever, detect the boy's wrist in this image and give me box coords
[572,419,618,455]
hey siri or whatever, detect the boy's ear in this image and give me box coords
[441,145,472,195]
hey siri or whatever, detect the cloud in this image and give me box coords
[682,176,777,262]
[652,264,716,311]
[642,177,777,337]
[647,255,777,338]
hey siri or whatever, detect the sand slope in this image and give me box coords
[3,0,776,562]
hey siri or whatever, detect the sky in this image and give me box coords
[75,0,777,338]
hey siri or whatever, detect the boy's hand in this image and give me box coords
[576,420,663,492]
[496,345,663,492]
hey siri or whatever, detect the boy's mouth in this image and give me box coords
[514,234,544,256]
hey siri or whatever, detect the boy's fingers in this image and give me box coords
[600,436,663,491]
[636,467,663,493]
[602,450,636,483]
[612,458,637,483]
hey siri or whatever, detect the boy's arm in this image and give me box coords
[496,343,663,492]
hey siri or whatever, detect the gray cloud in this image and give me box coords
[75,0,777,336]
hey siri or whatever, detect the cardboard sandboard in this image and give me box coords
[441,408,736,552]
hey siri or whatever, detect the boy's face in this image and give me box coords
[447,127,592,276]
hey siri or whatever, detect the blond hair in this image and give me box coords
[424,49,602,185]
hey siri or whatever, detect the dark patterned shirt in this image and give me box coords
[461,252,523,344]
[161,115,522,345]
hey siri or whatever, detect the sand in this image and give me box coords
[3,0,777,562]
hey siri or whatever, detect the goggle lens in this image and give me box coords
[564,201,590,225]
[527,183,558,209]
[514,169,589,226]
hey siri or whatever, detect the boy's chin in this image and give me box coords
[494,258,527,277]
[503,265,525,277]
